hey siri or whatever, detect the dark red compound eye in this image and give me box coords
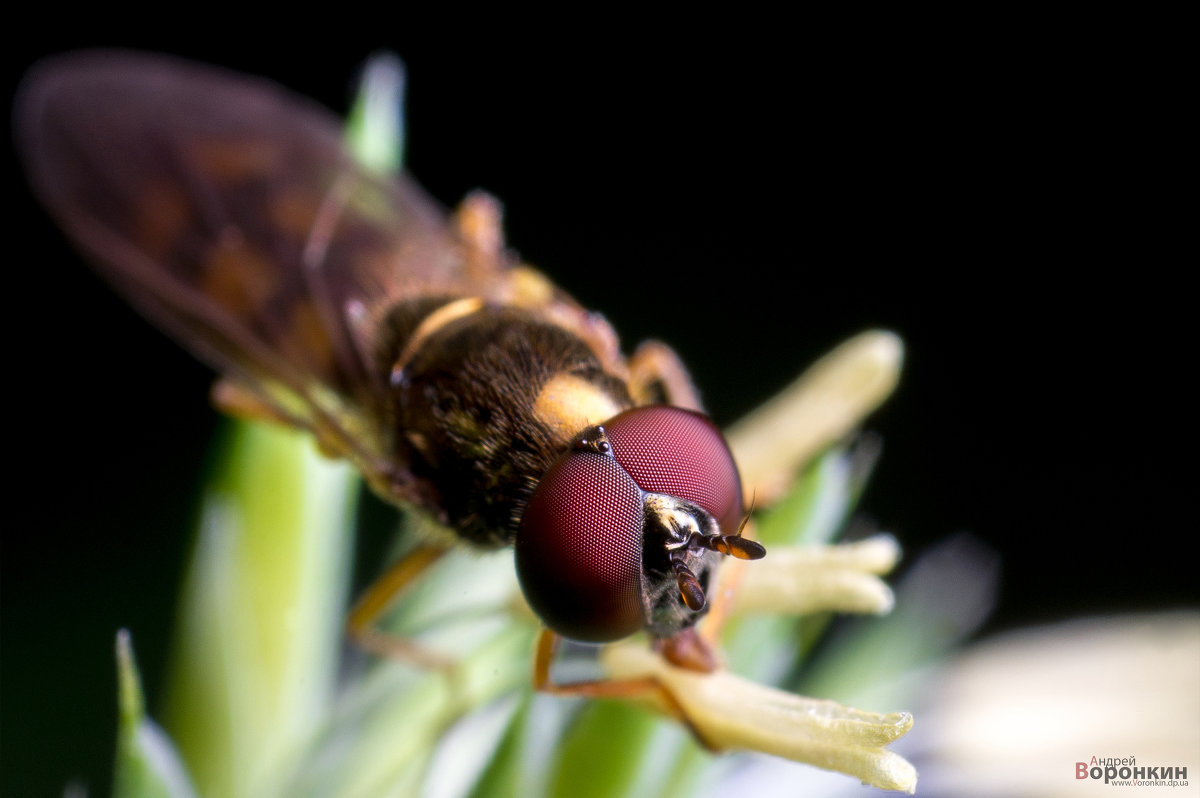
[515,406,745,643]
[605,406,743,535]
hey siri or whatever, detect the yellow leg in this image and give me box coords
[345,544,456,669]
[532,630,723,750]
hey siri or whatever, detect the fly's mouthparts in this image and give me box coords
[670,554,707,611]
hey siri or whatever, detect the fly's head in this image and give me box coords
[514,405,764,662]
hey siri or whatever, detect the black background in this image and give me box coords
[4,21,1190,797]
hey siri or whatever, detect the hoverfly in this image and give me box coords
[16,50,767,675]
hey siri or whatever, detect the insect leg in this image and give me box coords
[210,377,351,461]
[346,543,456,669]
[628,340,703,409]
[211,377,300,428]
[531,630,722,749]
[452,190,506,279]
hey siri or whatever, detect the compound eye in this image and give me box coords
[515,450,646,642]
[605,406,744,533]
[515,405,746,644]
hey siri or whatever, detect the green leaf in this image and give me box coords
[162,421,357,798]
[344,52,406,175]
[463,695,532,798]
[549,700,665,798]
[113,630,198,798]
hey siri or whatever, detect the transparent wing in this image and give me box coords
[15,50,493,503]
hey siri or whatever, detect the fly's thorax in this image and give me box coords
[532,373,625,442]
[385,300,632,546]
